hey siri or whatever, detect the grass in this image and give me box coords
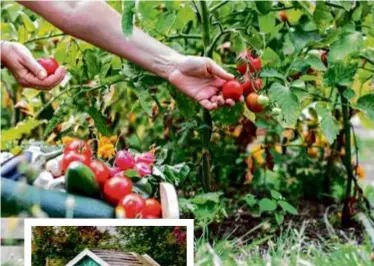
[195,221,374,266]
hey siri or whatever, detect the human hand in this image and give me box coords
[167,55,241,110]
[1,41,66,90]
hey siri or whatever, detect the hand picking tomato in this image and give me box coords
[246,93,264,113]
[64,139,92,158]
[143,198,162,218]
[119,193,145,218]
[222,80,243,101]
[37,57,59,76]
[242,76,263,95]
[89,160,110,188]
[62,151,90,173]
[109,166,122,177]
[135,163,152,177]
[115,150,135,170]
[136,152,155,165]
[104,176,133,206]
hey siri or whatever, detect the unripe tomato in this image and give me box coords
[143,198,162,218]
[321,51,328,66]
[258,95,269,106]
[115,150,135,170]
[89,160,110,188]
[136,152,155,165]
[242,76,263,95]
[135,163,152,177]
[279,10,288,22]
[109,167,122,177]
[119,193,145,218]
[104,176,133,206]
[222,80,243,101]
[64,139,92,158]
[246,93,263,113]
[62,151,90,172]
[37,57,59,76]
[272,107,281,116]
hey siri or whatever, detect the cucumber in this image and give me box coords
[1,177,114,218]
[65,162,101,198]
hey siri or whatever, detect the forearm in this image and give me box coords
[18,0,182,79]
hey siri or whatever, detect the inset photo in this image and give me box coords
[24,219,193,266]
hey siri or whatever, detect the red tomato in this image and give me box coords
[119,193,145,218]
[143,214,159,219]
[321,51,328,66]
[136,152,155,165]
[37,58,59,76]
[89,160,110,188]
[222,80,243,101]
[236,50,262,74]
[104,176,133,206]
[135,163,152,177]
[64,139,92,158]
[109,167,122,177]
[62,151,90,172]
[248,55,262,73]
[115,150,135,170]
[242,76,263,95]
[279,10,288,22]
[246,93,264,113]
[236,51,251,74]
[143,198,162,218]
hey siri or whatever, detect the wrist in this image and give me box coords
[151,52,185,80]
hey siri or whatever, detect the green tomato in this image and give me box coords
[258,95,269,106]
[272,107,281,116]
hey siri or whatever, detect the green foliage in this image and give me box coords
[121,0,135,38]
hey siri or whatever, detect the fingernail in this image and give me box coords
[38,70,47,79]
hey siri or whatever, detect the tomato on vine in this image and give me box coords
[119,193,145,218]
[242,76,263,95]
[279,10,288,22]
[236,50,262,74]
[258,95,269,106]
[104,176,133,206]
[37,57,59,76]
[222,80,243,101]
[246,93,264,113]
[64,139,92,158]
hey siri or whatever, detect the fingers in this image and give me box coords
[21,66,66,90]
[20,51,48,80]
[200,99,218,110]
[206,58,234,81]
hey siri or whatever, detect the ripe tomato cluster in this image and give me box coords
[222,49,269,113]
[62,139,162,219]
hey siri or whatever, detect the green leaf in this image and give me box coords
[87,106,112,137]
[305,54,327,71]
[258,13,275,34]
[270,190,282,200]
[275,213,284,225]
[243,194,257,207]
[261,48,281,68]
[269,83,300,127]
[259,198,277,213]
[122,0,135,38]
[356,94,374,123]
[123,169,140,178]
[171,88,199,119]
[131,84,153,117]
[324,62,357,87]
[190,192,224,205]
[44,112,65,137]
[315,103,340,144]
[20,12,35,32]
[152,163,190,186]
[313,1,334,31]
[174,5,195,29]
[343,88,355,100]
[212,104,243,126]
[260,69,284,80]
[278,200,298,215]
[329,31,363,62]
[255,1,273,14]
[156,12,176,34]
[1,118,44,148]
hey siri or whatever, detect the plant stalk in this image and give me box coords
[199,0,213,192]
